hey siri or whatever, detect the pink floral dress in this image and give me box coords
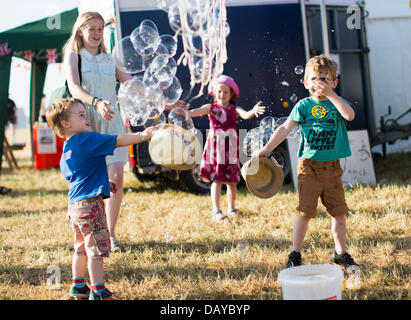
[199,103,240,183]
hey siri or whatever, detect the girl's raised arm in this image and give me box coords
[236,101,266,120]
[188,104,211,118]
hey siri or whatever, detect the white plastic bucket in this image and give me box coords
[278,264,344,300]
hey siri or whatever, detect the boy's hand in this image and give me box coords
[109,181,117,194]
[312,78,336,98]
[141,127,155,141]
[252,147,269,159]
[252,101,266,118]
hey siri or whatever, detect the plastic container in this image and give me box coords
[278,264,344,300]
[33,123,65,169]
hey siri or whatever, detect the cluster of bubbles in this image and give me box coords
[113,19,183,127]
[156,0,230,101]
[243,116,301,157]
[275,63,305,108]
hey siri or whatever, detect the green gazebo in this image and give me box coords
[0,8,78,170]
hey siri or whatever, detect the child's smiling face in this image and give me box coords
[63,102,91,136]
[215,83,233,106]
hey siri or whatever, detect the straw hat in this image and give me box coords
[241,157,284,198]
[148,124,201,171]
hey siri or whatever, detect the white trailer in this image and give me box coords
[78,0,410,192]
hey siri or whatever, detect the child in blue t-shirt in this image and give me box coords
[46,98,154,300]
[254,55,359,270]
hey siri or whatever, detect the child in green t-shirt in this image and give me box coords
[254,55,358,270]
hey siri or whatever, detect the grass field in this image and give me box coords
[0,128,410,300]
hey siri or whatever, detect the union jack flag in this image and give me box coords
[45,48,58,64]
[24,50,35,62]
[0,42,12,56]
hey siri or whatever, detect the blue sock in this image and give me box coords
[92,282,106,295]
[72,277,86,288]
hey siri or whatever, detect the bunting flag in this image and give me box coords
[45,48,58,64]
[0,42,12,56]
[23,50,35,62]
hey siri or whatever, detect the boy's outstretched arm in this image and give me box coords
[237,101,266,120]
[115,127,154,147]
[253,119,298,157]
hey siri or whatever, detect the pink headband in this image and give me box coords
[208,75,240,98]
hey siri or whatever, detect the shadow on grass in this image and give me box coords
[121,235,292,256]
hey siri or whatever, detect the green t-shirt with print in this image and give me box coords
[288,96,352,161]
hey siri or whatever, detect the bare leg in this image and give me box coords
[88,258,104,285]
[72,234,87,278]
[226,182,237,212]
[211,181,223,212]
[331,214,346,255]
[292,215,311,252]
[105,162,124,241]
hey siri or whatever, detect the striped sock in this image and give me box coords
[92,282,106,295]
[72,277,86,288]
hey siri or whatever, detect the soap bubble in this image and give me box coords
[159,34,178,56]
[144,111,166,131]
[162,76,183,105]
[294,65,304,75]
[243,128,263,156]
[142,43,169,70]
[168,5,182,32]
[112,36,144,74]
[259,116,276,131]
[130,21,161,56]
[274,117,288,130]
[168,107,194,132]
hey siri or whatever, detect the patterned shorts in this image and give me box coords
[67,195,110,258]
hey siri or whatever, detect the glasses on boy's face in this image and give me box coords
[310,76,329,82]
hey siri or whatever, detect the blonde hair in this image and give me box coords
[304,55,338,82]
[46,98,84,138]
[63,12,107,57]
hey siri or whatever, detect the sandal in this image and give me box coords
[110,239,125,252]
[211,209,227,222]
[230,208,242,218]
[0,186,12,195]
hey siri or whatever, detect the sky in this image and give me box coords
[0,0,80,125]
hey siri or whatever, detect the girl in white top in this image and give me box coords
[63,12,187,252]
[63,12,130,252]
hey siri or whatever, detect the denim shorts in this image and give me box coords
[67,195,111,258]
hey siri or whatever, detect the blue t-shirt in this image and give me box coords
[60,132,118,204]
[288,96,353,161]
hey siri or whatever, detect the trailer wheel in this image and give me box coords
[179,165,211,194]
[131,167,157,182]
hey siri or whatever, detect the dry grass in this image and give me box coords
[0,128,410,300]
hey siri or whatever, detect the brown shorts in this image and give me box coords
[296,158,348,218]
[67,195,111,258]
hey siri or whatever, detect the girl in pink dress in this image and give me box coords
[189,75,266,221]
